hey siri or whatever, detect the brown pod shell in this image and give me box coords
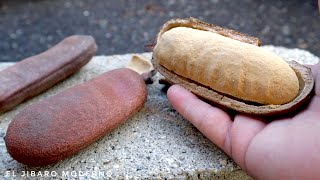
[153,60,314,116]
[156,17,262,46]
[152,18,314,116]
[0,35,97,113]
[5,68,147,166]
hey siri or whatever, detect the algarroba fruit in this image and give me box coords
[155,25,299,105]
[5,68,147,166]
[126,54,156,83]
[152,18,314,116]
[0,35,97,113]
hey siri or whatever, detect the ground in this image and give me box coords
[0,0,319,62]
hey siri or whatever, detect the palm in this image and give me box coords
[167,64,320,179]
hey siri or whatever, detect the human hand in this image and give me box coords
[167,63,320,179]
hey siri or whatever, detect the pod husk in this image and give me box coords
[152,18,314,116]
[155,17,262,46]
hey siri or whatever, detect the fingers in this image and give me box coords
[167,85,268,171]
[229,114,266,171]
[311,63,320,96]
[167,85,233,153]
[306,63,319,79]
[313,63,320,96]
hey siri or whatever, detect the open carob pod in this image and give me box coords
[126,54,156,84]
[152,18,314,116]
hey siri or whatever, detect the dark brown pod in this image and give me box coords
[0,35,97,113]
[152,18,314,116]
[5,68,147,166]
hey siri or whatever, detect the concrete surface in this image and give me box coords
[0,0,319,62]
[0,47,319,179]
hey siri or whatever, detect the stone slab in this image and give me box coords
[0,47,318,179]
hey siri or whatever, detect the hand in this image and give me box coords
[167,63,320,180]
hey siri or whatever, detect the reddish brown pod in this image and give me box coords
[0,35,97,113]
[5,68,147,166]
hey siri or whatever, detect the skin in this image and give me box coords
[167,62,320,180]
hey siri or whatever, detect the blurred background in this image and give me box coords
[0,0,319,62]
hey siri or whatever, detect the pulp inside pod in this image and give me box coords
[153,26,299,105]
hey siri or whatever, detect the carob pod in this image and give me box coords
[126,54,156,84]
[5,68,147,166]
[0,35,97,113]
[152,18,314,116]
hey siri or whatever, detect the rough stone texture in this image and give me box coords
[0,47,318,179]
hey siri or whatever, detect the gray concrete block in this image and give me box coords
[0,47,318,179]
